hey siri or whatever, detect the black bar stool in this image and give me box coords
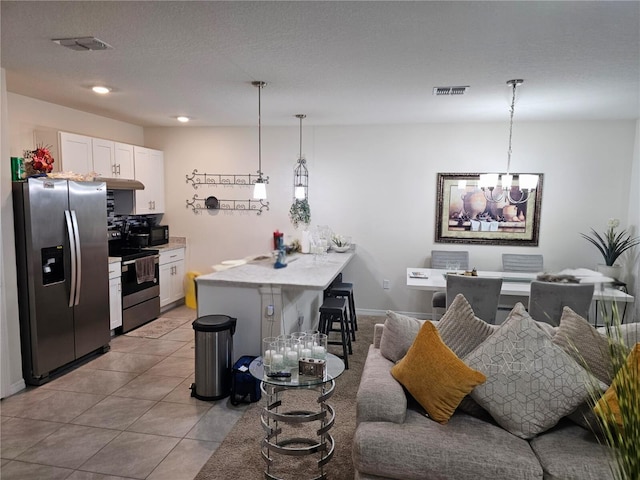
[318,297,351,369]
[328,282,358,341]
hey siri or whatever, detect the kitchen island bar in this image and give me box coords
[196,251,355,359]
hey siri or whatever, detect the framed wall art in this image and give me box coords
[435,172,543,246]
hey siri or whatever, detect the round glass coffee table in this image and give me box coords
[249,353,345,480]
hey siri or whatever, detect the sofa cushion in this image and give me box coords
[437,293,498,358]
[598,322,640,348]
[379,311,423,363]
[391,321,486,424]
[529,421,614,480]
[464,303,595,439]
[356,345,407,425]
[553,306,614,384]
[353,410,543,480]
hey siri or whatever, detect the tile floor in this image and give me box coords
[1,305,249,480]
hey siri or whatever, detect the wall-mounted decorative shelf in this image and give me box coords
[185,169,270,189]
[186,194,269,215]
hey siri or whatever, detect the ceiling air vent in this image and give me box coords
[52,37,113,51]
[433,86,469,96]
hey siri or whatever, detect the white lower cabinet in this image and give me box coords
[159,248,185,308]
[108,261,122,330]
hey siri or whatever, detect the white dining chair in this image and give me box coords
[502,254,544,272]
[431,250,470,320]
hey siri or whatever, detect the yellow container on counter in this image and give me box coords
[185,271,202,309]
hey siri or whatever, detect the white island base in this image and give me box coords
[196,251,355,359]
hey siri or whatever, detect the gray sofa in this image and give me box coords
[352,318,639,480]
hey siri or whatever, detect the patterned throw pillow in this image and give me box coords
[379,311,424,363]
[464,303,595,439]
[594,342,640,428]
[391,321,486,424]
[553,307,615,384]
[437,294,498,358]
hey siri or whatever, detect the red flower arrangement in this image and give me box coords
[23,144,55,175]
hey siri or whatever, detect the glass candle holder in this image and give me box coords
[262,337,278,367]
[312,332,327,359]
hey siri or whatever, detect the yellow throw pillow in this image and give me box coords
[594,342,640,428]
[391,321,486,424]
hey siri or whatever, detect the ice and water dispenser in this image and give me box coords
[41,245,64,285]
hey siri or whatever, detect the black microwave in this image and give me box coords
[147,225,169,246]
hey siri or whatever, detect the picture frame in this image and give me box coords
[435,172,543,246]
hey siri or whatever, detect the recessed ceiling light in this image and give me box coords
[92,86,111,95]
[176,116,190,123]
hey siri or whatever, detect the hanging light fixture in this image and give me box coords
[293,114,308,200]
[479,79,538,204]
[252,81,268,200]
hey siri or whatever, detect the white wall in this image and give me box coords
[1,70,25,397]
[1,94,144,398]
[628,121,640,321]
[145,120,637,317]
[7,92,144,158]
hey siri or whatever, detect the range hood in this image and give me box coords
[97,177,145,190]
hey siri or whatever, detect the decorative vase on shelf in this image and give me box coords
[596,264,621,280]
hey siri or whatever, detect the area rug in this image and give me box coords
[195,315,380,480]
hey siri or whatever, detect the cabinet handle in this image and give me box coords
[116,164,121,175]
[111,164,116,176]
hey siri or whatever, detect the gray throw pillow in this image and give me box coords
[464,303,595,439]
[437,294,498,358]
[379,311,423,363]
[553,307,614,384]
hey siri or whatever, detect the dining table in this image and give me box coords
[406,267,634,322]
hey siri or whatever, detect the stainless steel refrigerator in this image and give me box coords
[13,177,110,385]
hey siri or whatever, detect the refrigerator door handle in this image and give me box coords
[70,210,82,306]
[64,210,77,307]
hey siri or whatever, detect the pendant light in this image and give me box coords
[479,79,538,204]
[293,114,308,200]
[252,81,268,200]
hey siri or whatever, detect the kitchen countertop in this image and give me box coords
[197,249,355,289]
[154,242,186,252]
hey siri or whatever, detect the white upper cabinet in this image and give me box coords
[114,142,135,179]
[60,133,135,181]
[92,138,115,177]
[134,146,165,214]
[92,140,135,179]
[59,132,93,174]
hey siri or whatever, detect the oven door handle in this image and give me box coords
[122,255,160,267]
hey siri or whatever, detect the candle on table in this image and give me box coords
[271,353,284,369]
[264,349,275,365]
[286,350,298,366]
[300,348,312,359]
[312,345,326,359]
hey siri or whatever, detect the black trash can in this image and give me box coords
[190,315,237,401]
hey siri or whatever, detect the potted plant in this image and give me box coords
[581,219,640,279]
[289,198,310,229]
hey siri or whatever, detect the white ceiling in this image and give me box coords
[2,1,639,127]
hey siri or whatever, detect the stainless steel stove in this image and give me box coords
[108,230,160,332]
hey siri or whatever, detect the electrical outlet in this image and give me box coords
[266,305,274,316]
[383,279,390,290]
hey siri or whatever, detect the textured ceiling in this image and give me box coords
[2,1,639,127]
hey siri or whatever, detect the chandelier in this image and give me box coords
[252,81,268,200]
[293,114,308,200]
[479,79,538,204]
